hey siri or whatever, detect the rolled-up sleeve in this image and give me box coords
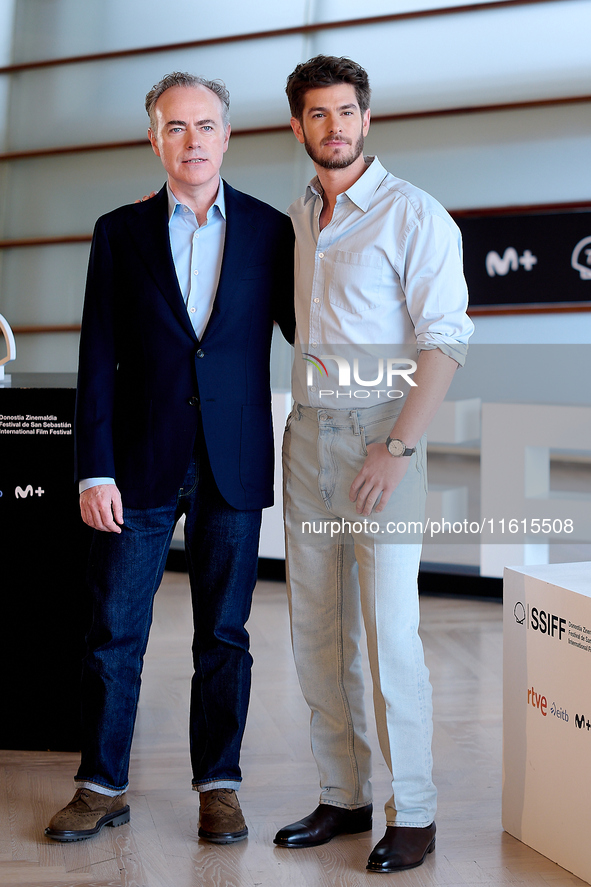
[402,212,474,366]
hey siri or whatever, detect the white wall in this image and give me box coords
[0,0,17,315]
[1,0,591,373]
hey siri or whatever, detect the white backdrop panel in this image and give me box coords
[10,331,80,373]
[6,35,308,151]
[7,2,591,149]
[304,1,591,113]
[11,0,543,63]
[364,104,591,210]
[4,101,590,242]
[1,243,90,327]
[11,0,311,62]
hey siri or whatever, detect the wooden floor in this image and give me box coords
[1,574,586,887]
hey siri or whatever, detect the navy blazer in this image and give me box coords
[75,182,295,511]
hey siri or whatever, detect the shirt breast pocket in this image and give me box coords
[327,250,383,313]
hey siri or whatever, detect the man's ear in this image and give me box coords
[222,124,231,154]
[148,128,160,157]
[362,109,371,137]
[290,117,305,145]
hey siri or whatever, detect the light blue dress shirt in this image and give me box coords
[167,181,226,340]
[80,181,226,493]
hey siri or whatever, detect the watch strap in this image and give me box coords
[386,436,416,457]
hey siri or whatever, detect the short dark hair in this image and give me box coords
[286,55,371,121]
[145,72,230,133]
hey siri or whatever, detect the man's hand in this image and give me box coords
[134,191,157,204]
[80,484,124,533]
[349,443,411,516]
[349,349,460,516]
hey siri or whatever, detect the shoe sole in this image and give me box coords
[366,836,435,872]
[198,827,248,844]
[45,806,131,842]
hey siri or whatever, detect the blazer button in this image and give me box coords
[188,396,199,406]
[196,349,205,358]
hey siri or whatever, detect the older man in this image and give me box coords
[45,72,294,845]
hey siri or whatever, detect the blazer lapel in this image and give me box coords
[202,182,258,342]
[125,184,197,341]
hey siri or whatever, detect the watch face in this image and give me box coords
[387,438,405,457]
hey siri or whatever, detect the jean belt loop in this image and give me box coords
[350,410,361,436]
[295,403,302,421]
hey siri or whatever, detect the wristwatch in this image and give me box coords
[385,436,416,457]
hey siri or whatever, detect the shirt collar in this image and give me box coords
[166,179,226,222]
[304,156,388,213]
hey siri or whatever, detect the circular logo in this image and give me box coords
[571,236,591,280]
[514,601,526,624]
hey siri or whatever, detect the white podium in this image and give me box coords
[426,397,480,526]
[503,562,591,885]
[481,403,591,577]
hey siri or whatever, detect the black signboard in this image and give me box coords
[0,379,92,750]
[455,209,591,309]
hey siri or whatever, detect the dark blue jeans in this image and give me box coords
[75,440,262,794]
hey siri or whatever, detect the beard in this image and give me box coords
[303,130,365,170]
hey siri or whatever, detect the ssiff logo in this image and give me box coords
[514,602,525,624]
[514,602,566,641]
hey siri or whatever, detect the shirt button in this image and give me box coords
[313,298,320,303]
[310,386,317,392]
[183,207,189,213]
[188,396,199,406]
[194,270,199,275]
[194,232,199,238]
[318,252,325,258]
[190,307,196,313]
[196,349,205,358]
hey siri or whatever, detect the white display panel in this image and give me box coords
[503,562,591,885]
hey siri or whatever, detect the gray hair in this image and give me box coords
[145,72,230,132]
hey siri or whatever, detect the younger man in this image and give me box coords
[274,56,473,872]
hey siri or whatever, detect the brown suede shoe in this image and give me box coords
[198,788,248,843]
[45,788,130,842]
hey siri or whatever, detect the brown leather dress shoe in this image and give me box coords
[274,803,373,847]
[366,822,436,872]
[45,788,130,842]
[198,788,248,843]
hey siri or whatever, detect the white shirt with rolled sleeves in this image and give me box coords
[289,156,474,409]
